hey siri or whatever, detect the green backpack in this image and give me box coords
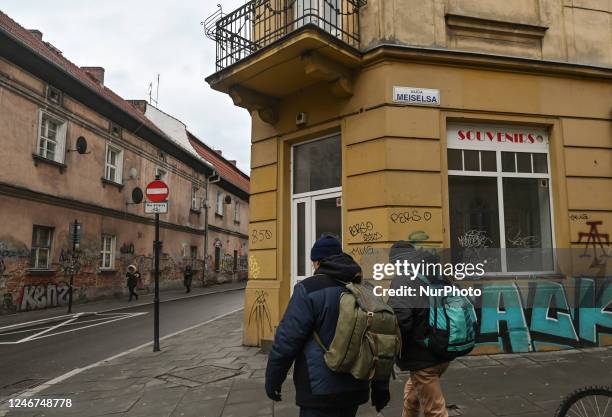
[314,281,401,381]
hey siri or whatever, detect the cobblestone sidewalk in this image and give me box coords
[3,310,611,417]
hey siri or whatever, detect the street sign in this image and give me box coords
[145,201,168,214]
[145,180,169,202]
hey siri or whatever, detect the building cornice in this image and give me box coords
[363,43,612,80]
[0,182,248,240]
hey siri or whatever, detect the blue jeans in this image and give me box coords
[299,405,359,417]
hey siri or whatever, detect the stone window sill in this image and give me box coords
[32,154,66,173]
[101,178,124,190]
[98,268,118,275]
[190,208,202,215]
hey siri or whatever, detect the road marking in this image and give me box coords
[0,285,245,333]
[0,313,147,345]
[0,307,244,415]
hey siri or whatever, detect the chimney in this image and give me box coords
[128,100,148,113]
[229,160,237,166]
[215,150,223,156]
[81,67,105,85]
[28,29,43,40]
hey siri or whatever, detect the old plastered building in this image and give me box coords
[0,11,247,314]
[206,0,612,352]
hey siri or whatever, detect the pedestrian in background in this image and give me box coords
[387,241,452,417]
[184,264,193,293]
[126,264,140,302]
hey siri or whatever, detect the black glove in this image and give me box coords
[371,388,390,412]
[265,383,282,402]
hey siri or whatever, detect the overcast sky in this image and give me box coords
[1,0,252,173]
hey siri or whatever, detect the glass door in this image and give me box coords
[292,190,342,287]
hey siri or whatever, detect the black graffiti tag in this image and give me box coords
[390,210,432,224]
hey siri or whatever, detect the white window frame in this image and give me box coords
[30,225,53,270]
[447,131,556,276]
[191,186,200,211]
[216,190,224,216]
[290,133,344,288]
[100,235,116,270]
[234,200,240,223]
[104,144,124,184]
[38,111,67,164]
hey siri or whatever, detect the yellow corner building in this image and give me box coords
[206,0,612,353]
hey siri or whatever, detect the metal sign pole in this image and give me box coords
[153,211,161,352]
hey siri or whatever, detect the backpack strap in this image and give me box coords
[313,331,329,352]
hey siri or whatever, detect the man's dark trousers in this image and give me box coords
[299,405,359,417]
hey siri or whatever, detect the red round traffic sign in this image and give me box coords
[146,180,169,202]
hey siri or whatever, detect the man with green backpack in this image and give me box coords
[387,241,478,417]
[265,235,398,417]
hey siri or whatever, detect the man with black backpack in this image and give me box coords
[265,234,392,417]
[387,241,476,417]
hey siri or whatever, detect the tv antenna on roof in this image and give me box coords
[148,73,160,106]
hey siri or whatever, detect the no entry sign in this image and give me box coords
[146,180,169,202]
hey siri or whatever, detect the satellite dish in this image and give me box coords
[131,187,144,204]
[76,136,88,154]
[224,195,232,204]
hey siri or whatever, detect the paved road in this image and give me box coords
[0,289,244,398]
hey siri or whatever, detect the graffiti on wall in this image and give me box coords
[248,290,272,345]
[578,221,610,267]
[474,277,611,353]
[348,222,383,243]
[18,282,71,311]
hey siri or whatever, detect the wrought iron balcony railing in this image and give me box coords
[205,0,366,71]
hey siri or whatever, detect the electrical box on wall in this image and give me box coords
[296,112,308,126]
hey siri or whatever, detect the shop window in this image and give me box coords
[100,235,116,270]
[447,124,553,274]
[293,134,341,194]
[30,226,54,270]
[104,144,123,184]
[38,112,67,163]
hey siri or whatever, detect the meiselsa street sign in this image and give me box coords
[393,86,440,106]
[145,201,168,214]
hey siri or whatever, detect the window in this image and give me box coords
[104,144,124,184]
[234,201,240,223]
[30,226,53,269]
[293,134,341,194]
[109,122,122,138]
[447,124,553,274]
[38,112,67,163]
[191,187,200,211]
[216,191,224,216]
[100,235,116,270]
[46,85,62,105]
[189,246,198,269]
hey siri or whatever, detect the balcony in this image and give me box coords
[208,0,365,71]
[205,0,366,124]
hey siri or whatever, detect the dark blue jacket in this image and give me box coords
[265,254,383,408]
